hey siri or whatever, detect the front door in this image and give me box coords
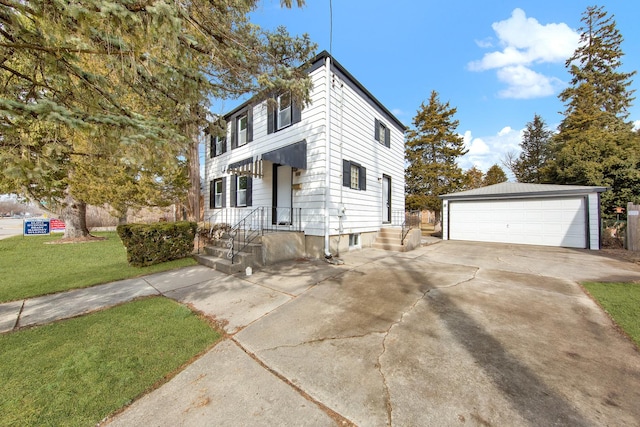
[382,175,391,223]
[273,165,292,224]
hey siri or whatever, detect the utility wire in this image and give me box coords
[329,0,333,54]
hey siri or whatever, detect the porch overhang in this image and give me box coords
[261,140,307,170]
[226,157,263,178]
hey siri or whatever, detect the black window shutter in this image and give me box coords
[247,107,253,142]
[209,181,215,208]
[292,100,302,124]
[222,137,227,154]
[230,175,236,207]
[209,135,214,158]
[360,166,367,191]
[342,160,350,187]
[385,127,390,148]
[230,117,237,149]
[267,101,275,134]
[374,118,380,142]
[221,177,226,207]
[246,176,253,207]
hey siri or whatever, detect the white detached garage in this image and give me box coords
[440,183,607,250]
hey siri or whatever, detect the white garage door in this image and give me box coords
[449,197,587,248]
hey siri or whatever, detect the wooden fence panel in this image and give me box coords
[627,202,640,251]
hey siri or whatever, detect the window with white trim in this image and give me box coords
[343,160,366,191]
[374,118,390,148]
[349,233,361,249]
[277,92,292,130]
[237,115,247,147]
[350,164,359,190]
[214,179,223,208]
[210,178,225,209]
[236,175,248,207]
[210,135,226,157]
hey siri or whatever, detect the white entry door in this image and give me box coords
[276,165,292,224]
[382,175,391,223]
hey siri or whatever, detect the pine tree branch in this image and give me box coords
[0,42,135,56]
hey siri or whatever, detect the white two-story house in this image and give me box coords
[204,51,407,259]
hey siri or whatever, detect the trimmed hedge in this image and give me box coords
[117,221,197,267]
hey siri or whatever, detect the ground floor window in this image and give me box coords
[236,175,247,207]
[210,178,224,209]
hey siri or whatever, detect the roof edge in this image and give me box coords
[220,50,406,130]
[439,186,609,200]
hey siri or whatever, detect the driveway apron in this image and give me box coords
[108,242,640,426]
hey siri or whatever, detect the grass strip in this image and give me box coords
[582,281,640,348]
[0,232,197,303]
[0,297,220,426]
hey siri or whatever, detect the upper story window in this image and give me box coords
[374,118,390,148]
[237,114,248,147]
[230,107,252,150]
[268,93,302,134]
[210,135,226,157]
[277,93,292,130]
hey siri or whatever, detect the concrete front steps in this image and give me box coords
[372,227,422,252]
[194,236,263,275]
[195,231,307,274]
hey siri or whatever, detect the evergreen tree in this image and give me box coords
[0,0,315,238]
[507,114,553,183]
[483,164,508,186]
[405,91,467,224]
[546,5,640,215]
[463,166,484,190]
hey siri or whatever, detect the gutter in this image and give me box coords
[324,55,332,258]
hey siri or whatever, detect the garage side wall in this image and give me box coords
[441,200,449,240]
[588,192,601,250]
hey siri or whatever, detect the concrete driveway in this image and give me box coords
[108,241,640,426]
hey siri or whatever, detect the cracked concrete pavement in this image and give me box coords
[107,241,640,426]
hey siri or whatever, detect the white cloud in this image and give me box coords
[459,127,523,177]
[468,8,579,99]
[633,120,640,131]
[474,38,493,49]
[496,65,563,99]
[391,108,405,117]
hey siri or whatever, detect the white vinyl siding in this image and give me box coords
[204,54,405,239]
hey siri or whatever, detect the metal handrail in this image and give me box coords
[401,210,421,245]
[227,207,264,264]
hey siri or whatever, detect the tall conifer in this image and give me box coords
[548,5,639,214]
[405,91,467,225]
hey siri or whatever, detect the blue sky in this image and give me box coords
[242,0,640,175]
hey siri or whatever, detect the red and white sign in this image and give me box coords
[50,218,66,233]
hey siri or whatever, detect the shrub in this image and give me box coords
[117,221,197,267]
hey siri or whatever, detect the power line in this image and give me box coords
[329,0,333,54]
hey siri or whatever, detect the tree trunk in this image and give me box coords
[187,131,201,222]
[434,209,442,233]
[61,189,91,238]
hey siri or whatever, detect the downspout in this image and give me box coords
[324,55,332,258]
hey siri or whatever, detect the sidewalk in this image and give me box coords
[0,257,343,334]
[0,244,432,334]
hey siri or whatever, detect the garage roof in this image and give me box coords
[440,182,608,201]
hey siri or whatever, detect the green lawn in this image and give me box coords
[582,281,640,348]
[0,297,221,427]
[0,232,197,303]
